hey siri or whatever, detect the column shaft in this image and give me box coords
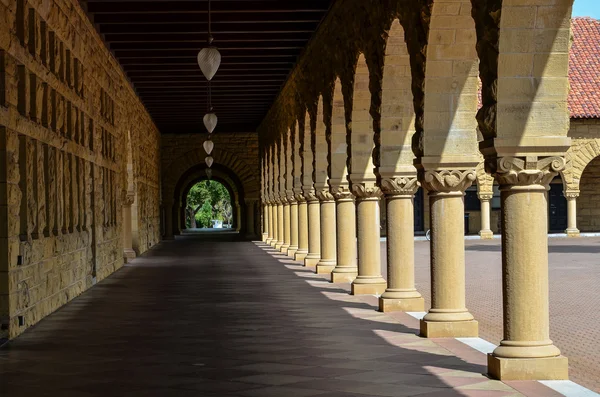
[304,200,321,267]
[565,195,580,237]
[270,204,278,247]
[262,204,269,242]
[351,197,386,295]
[479,197,494,239]
[288,202,299,257]
[316,199,336,274]
[275,204,284,249]
[421,192,477,337]
[295,201,309,261]
[281,203,291,253]
[379,195,424,311]
[122,201,136,262]
[331,197,357,283]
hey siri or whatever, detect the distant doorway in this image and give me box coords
[185,180,233,229]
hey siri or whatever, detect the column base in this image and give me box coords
[351,277,387,295]
[379,296,424,312]
[280,244,290,254]
[294,250,308,262]
[274,241,284,250]
[420,319,478,338]
[265,238,273,245]
[270,240,278,248]
[565,228,580,237]
[479,230,494,239]
[316,263,336,275]
[331,269,357,283]
[262,233,268,242]
[287,246,298,258]
[487,354,568,380]
[304,255,320,267]
[123,249,136,263]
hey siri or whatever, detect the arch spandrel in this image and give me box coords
[348,54,377,185]
[301,110,315,194]
[314,95,328,192]
[422,0,480,168]
[379,19,417,178]
[328,78,349,193]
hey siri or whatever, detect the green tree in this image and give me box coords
[185,180,232,228]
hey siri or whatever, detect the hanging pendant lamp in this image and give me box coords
[197,0,221,80]
[203,138,214,155]
[205,156,214,168]
[203,111,218,133]
[206,168,212,179]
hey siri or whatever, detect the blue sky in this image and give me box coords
[572,0,600,19]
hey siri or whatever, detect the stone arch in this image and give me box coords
[162,147,258,203]
[577,155,600,232]
[379,18,416,179]
[180,174,239,230]
[328,78,348,191]
[562,140,600,193]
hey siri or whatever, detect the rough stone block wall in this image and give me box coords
[578,156,600,232]
[0,0,160,339]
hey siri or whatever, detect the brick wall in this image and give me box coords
[0,0,161,338]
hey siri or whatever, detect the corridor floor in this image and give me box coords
[0,234,576,397]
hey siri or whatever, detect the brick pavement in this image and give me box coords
[0,232,561,397]
[381,237,600,393]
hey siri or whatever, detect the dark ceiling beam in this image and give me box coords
[110,41,304,50]
[118,57,296,65]
[123,65,291,72]
[98,22,319,34]
[104,32,312,43]
[115,49,300,58]
[86,1,329,14]
[92,12,323,24]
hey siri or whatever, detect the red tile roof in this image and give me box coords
[568,17,600,118]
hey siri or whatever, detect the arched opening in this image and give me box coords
[578,156,600,232]
[183,179,233,230]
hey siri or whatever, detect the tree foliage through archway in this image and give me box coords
[186,181,232,228]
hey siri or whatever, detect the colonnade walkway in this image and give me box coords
[0,234,591,397]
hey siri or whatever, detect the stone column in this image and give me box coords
[270,199,279,248]
[315,191,336,274]
[288,200,299,257]
[379,177,424,312]
[350,185,387,295]
[488,157,567,380]
[330,188,357,283]
[420,170,478,338]
[295,197,309,261]
[163,200,174,240]
[122,191,136,262]
[245,198,257,239]
[479,193,494,239]
[275,200,284,250]
[565,191,580,237]
[281,200,291,253]
[304,194,321,267]
[266,202,274,245]
[262,203,269,242]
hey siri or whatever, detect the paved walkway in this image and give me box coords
[0,233,573,397]
[380,237,600,393]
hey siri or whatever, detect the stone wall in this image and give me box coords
[0,0,161,339]
[577,155,600,232]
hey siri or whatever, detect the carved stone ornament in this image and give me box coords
[286,191,297,203]
[494,156,565,187]
[477,193,493,201]
[351,183,382,200]
[564,190,580,199]
[330,185,354,201]
[122,190,135,206]
[302,187,319,202]
[315,189,334,202]
[422,169,476,193]
[380,176,420,196]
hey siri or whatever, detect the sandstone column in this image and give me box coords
[330,188,357,283]
[281,200,291,253]
[304,194,321,267]
[295,197,309,261]
[270,198,279,248]
[350,185,387,295]
[262,203,269,242]
[565,191,580,237]
[379,177,424,312]
[315,191,336,274]
[487,157,568,379]
[122,191,136,262]
[419,170,478,337]
[275,200,284,250]
[288,200,299,257]
[479,193,494,239]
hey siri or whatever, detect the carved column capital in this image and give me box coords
[422,169,476,194]
[351,183,382,201]
[286,191,297,204]
[122,190,135,206]
[302,186,319,202]
[478,193,493,201]
[492,156,565,188]
[330,185,354,202]
[315,189,335,202]
[380,175,420,197]
[565,190,580,199]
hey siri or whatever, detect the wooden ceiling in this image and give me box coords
[81,0,333,134]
